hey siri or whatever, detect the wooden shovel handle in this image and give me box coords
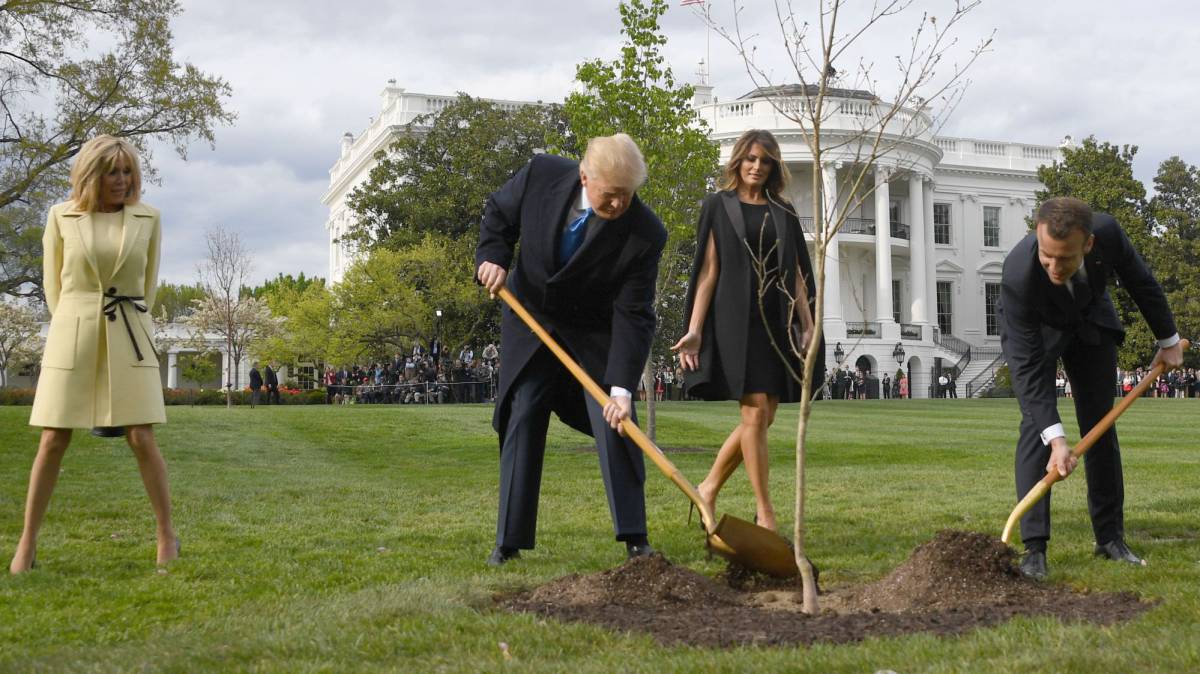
[496,287,719,532]
[1002,338,1190,543]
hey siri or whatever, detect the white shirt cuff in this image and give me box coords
[1039,423,1066,446]
[1157,333,1181,348]
[610,386,631,399]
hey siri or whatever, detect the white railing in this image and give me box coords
[1021,145,1054,160]
[973,141,1006,156]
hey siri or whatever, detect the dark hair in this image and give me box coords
[1036,197,1093,239]
[718,129,790,197]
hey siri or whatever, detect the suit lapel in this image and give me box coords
[542,171,582,279]
[112,203,149,279]
[61,209,101,280]
[768,198,790,275]
[720,191,747,243]
[557,214,629,279]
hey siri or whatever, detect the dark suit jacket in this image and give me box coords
[999,213,1176,432]
[476,154,667,435]
[249,368,263,390]
[264,366,278,387]
[682,191,825,402]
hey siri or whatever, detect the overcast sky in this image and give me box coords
[142,1,1200,286]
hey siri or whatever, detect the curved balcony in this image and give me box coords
[799,217,911,252]
[696,87,942,172]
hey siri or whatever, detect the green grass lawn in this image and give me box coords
[1,399,1198,673]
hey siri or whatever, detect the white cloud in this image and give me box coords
[142,1,1200,285]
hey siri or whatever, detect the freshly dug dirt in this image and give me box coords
[499,530,1155,648]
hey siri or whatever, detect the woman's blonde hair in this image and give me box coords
[718,129,790,196]
[69,135,142,212]
[581,133,647,190]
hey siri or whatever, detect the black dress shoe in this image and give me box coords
[626,542,655,559]
[1095,539,1146,566]
[486,546,520,567]
[1020,550,1048,580]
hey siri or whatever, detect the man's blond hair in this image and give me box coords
[581,133,647,190]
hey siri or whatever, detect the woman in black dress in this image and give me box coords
[673,129,823,532]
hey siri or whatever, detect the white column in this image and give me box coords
[924,179,937,341]
[908,172,928,326]
[167,351,179,388]
[221,351,231,387]
[874,166,894,328]
[820,162,844,340]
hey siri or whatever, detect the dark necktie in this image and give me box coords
[558,207,592,267]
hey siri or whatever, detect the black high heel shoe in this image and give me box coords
[688,502,710,532]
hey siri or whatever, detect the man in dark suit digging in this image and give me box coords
[475,134,666,567]
[999,196,1183,580]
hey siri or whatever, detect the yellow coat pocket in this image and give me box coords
[42,316,79,369]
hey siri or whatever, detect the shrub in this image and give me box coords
[0,388,35,405]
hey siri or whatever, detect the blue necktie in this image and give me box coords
[558,207,592,266]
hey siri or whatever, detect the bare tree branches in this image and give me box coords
[705,0,989,613]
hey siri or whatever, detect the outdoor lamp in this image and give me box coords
[834,342,845,364]
[893,342,906,364]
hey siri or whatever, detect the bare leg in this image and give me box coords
[10,428,72,574]
[125,425,178,565]
[739,393,780,531]
[697,424,743,514]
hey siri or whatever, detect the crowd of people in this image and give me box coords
[821,367,911,400]
[1117,366,1200,398]
[321,343,499,405]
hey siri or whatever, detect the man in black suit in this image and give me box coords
[1000,197,1183,580]
[248,362,263,408]
[264,362,280,404]
[476,134,666,566]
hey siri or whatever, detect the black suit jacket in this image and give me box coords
[476,153,667,435]
[999,213,1176,432]
[264,366,278,387]
[249,368,263,390]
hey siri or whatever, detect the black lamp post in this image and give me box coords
[833,342,845,365]
[434,309,443,375]
[892,342,906,365]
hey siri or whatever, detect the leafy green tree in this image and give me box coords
[0,0,235,300]
[151,282,206,322]
[1035,137,1156,368]
[246,272,324,300]
[1147,156,1200,367]
[257,282,334,368]
[564,0,720,435]
[345,95,574,252]
[327,237,482,365]
[178,352,219,389]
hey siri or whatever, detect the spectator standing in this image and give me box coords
[249,362,263,408]
[265,362,280,404]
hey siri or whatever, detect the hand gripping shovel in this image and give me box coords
[1002,338,1191,544]
[498,287,799,577]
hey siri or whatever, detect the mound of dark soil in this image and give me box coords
[840,529,1031,611]
[523,554,740,608]
[498,529,1155,648]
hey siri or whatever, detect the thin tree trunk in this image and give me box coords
[643,359,656,442]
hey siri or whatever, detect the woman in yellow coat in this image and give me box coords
[9,135,178,574]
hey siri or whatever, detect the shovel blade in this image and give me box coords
[709,514,799,578]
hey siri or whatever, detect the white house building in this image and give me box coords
[322,80,536,284]
[326,81,1065,398]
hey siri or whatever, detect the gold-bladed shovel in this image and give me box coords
[498,287,799,577]
[1002,338,1191,544]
